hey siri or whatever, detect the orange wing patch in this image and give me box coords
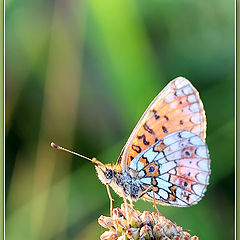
[138,156,148,166]
[153,141,167,152]
[143,162,160,177]
[118,77,206,169]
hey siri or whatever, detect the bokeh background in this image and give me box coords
[6,0,234,239]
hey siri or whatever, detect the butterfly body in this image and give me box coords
[96,77,210,207]
[96,164,145,201]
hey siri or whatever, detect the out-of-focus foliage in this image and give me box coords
[6,0,234,239]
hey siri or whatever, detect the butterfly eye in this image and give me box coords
[105,169,114,179]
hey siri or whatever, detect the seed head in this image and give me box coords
[98,204,199,240]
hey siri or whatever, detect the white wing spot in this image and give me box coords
[175,77,189,88]
[137,161,145,171]
[155,152,165,161]
[198,160,210,171]
[190,103,200,113]
[159,173,170,181]
[188,193,201,204]
[187,94,197,103]
[189,135,204,146]
[165,93,175,103]
[196,172,209,184]
[138,170,145,178]
[191,113,201,124]
[143,148,158,163]
[183,86,194,95]
[158,189,169,200]
[156,157,168,165]
[163,135,178,145]
[163,142,180,155]
[159,161,177,174]
[192,184,206,195]
[129,158,138,171]
[180,131,195,139]
[176,89,184,97]
[195,146,208,158]
[166,151,182,161]
[141,177,152,185]
[175,188,183,201]
[156,178,172,193]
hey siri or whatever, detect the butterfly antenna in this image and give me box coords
[50,142,105,167]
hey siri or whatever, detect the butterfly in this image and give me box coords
[51,76,210,210]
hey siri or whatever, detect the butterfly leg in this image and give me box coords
[121,190,131,225]
[152,190,162,216]
[106,184,114,216]
[129,199,134,209]
[138,185,152,198]
[139,186,162,216]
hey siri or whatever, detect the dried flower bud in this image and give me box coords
[153,223,164,238]
[139,225,153,239]
[112,208,124,218]
[191,236,199,240]
[98,216,115,228]
[173,233,182,240]
[114,218,128,233]
[98,203,200,240]
[100,231,118,240]
[126,228,140,240]
[139,211,151,226]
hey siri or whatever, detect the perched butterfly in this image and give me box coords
[51,77,210,211]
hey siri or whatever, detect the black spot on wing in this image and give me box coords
[162,126,168,133]
[144,123,155,135]
[131,144,141,153]
[152,109,160,120]
[164,115,169,121]
[137,134,150,145]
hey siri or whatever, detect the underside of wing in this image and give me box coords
[119,77,206,170]
[128,131,210,206]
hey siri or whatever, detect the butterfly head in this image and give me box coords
[95,163,117,185]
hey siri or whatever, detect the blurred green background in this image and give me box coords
[6,0,234,239]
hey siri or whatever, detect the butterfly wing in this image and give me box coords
[128,131,210,206]
[118,77,206,170]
